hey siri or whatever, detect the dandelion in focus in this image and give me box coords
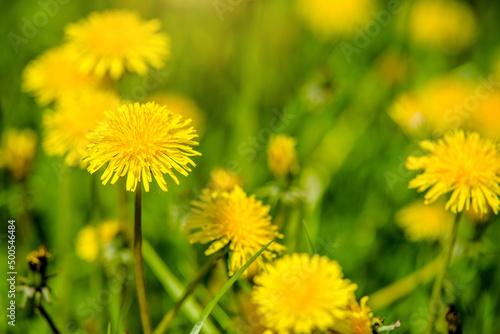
[0,129,37,181]
[267,134,299,178]
[22,46,100,106]
[43,89,121,167]
[65,9,170,79]
[184,186,285,276]
[396,200,454,242]
[407,130,500,216]
[208,167,243,192]
[252,253,357,333]
[408,0,476,52]
[85,102,200,192]
[296,0,373,37]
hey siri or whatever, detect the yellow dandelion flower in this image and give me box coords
[408,1,476,52]
[27,245,51,272]
[184,186,285,276]
[296,0,374,37]
[396,200,454,242]
[208,167,243,192]
[470,93,500,140]
[267,134,299,178]
[65,10,170,79]
[388,93,426,134]
[43,89,121,167]
[332,296,375,334]
[0,129,37,181]
[76,221,121,262]
[252,253,357,333]
[22,46,100,106]
[85,102,200,192]
[147,92,205,136]
[407,130,500,216]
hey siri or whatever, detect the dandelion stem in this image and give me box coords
[134,186,152,334]
[424,212,461,334]
[36,305,60,334]
[153,248,227,334]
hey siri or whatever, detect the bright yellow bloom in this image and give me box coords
[208,167,243,192]
[185,186,285,276]
[388,93,426,134]
[408,1,476,52]
[252,253,357,333]
[76,221,121,262]
[296,0,373,37]
[85,102,200,192]
[332,296,374,334]
[43,89,121,167]
[407,130,500,216]
[396,200,454,242]
[22,46,100,106]
[65,10,170,79]
[470,93,500,140]
[0,129,37,181]
[267,135,299,178]
[147,92,205,136]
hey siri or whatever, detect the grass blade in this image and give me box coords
[190,240,274,334]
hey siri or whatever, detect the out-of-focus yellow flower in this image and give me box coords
[376,51,411,87]
[296,0,373,37]
[0,129,37,181]
[388,93,426,134]
[184,186,285,276]
[76,221,121,262]
[396,200,454,242]
[85,102,201,192]
[252,253,357,333]
[331,296,375,334]
[43,89,121,167]
[208,167,243,192]
[65,10,170,79]
[407,130,500,216]
[408,0,476,52]
[22,46,100,106]
[267,134,299,178]
[147,92,205,136]
[27,245,51,272]
[469,93,500,141]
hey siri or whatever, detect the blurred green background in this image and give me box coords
[1,0,500,333]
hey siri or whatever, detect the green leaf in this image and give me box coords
[143,241,219,334]
[190,240,274,334]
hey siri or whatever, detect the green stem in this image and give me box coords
[37,305,60,334]
[134,186,152,334]
[154,249,227,334]
[424,213,461,334]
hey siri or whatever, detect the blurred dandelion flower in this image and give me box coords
[43,89,121,167]
[296,0,373,37]
[408,0,476,52]
[332,296,376,334]
[388,93,426,134]
[0,128,37,181]
[65,10,170,79]
[267,134,299,178]
[208,167,243,192]
[407,130,500,216]
[470,93,500,140]
[252,253,357,333]
[76,221,121,262]
[185,186,284,276]
[22,46,100,106]
[27,245,51,272]
[147,92,205,136]
[396,200,454,242]
[85,102,200,192]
